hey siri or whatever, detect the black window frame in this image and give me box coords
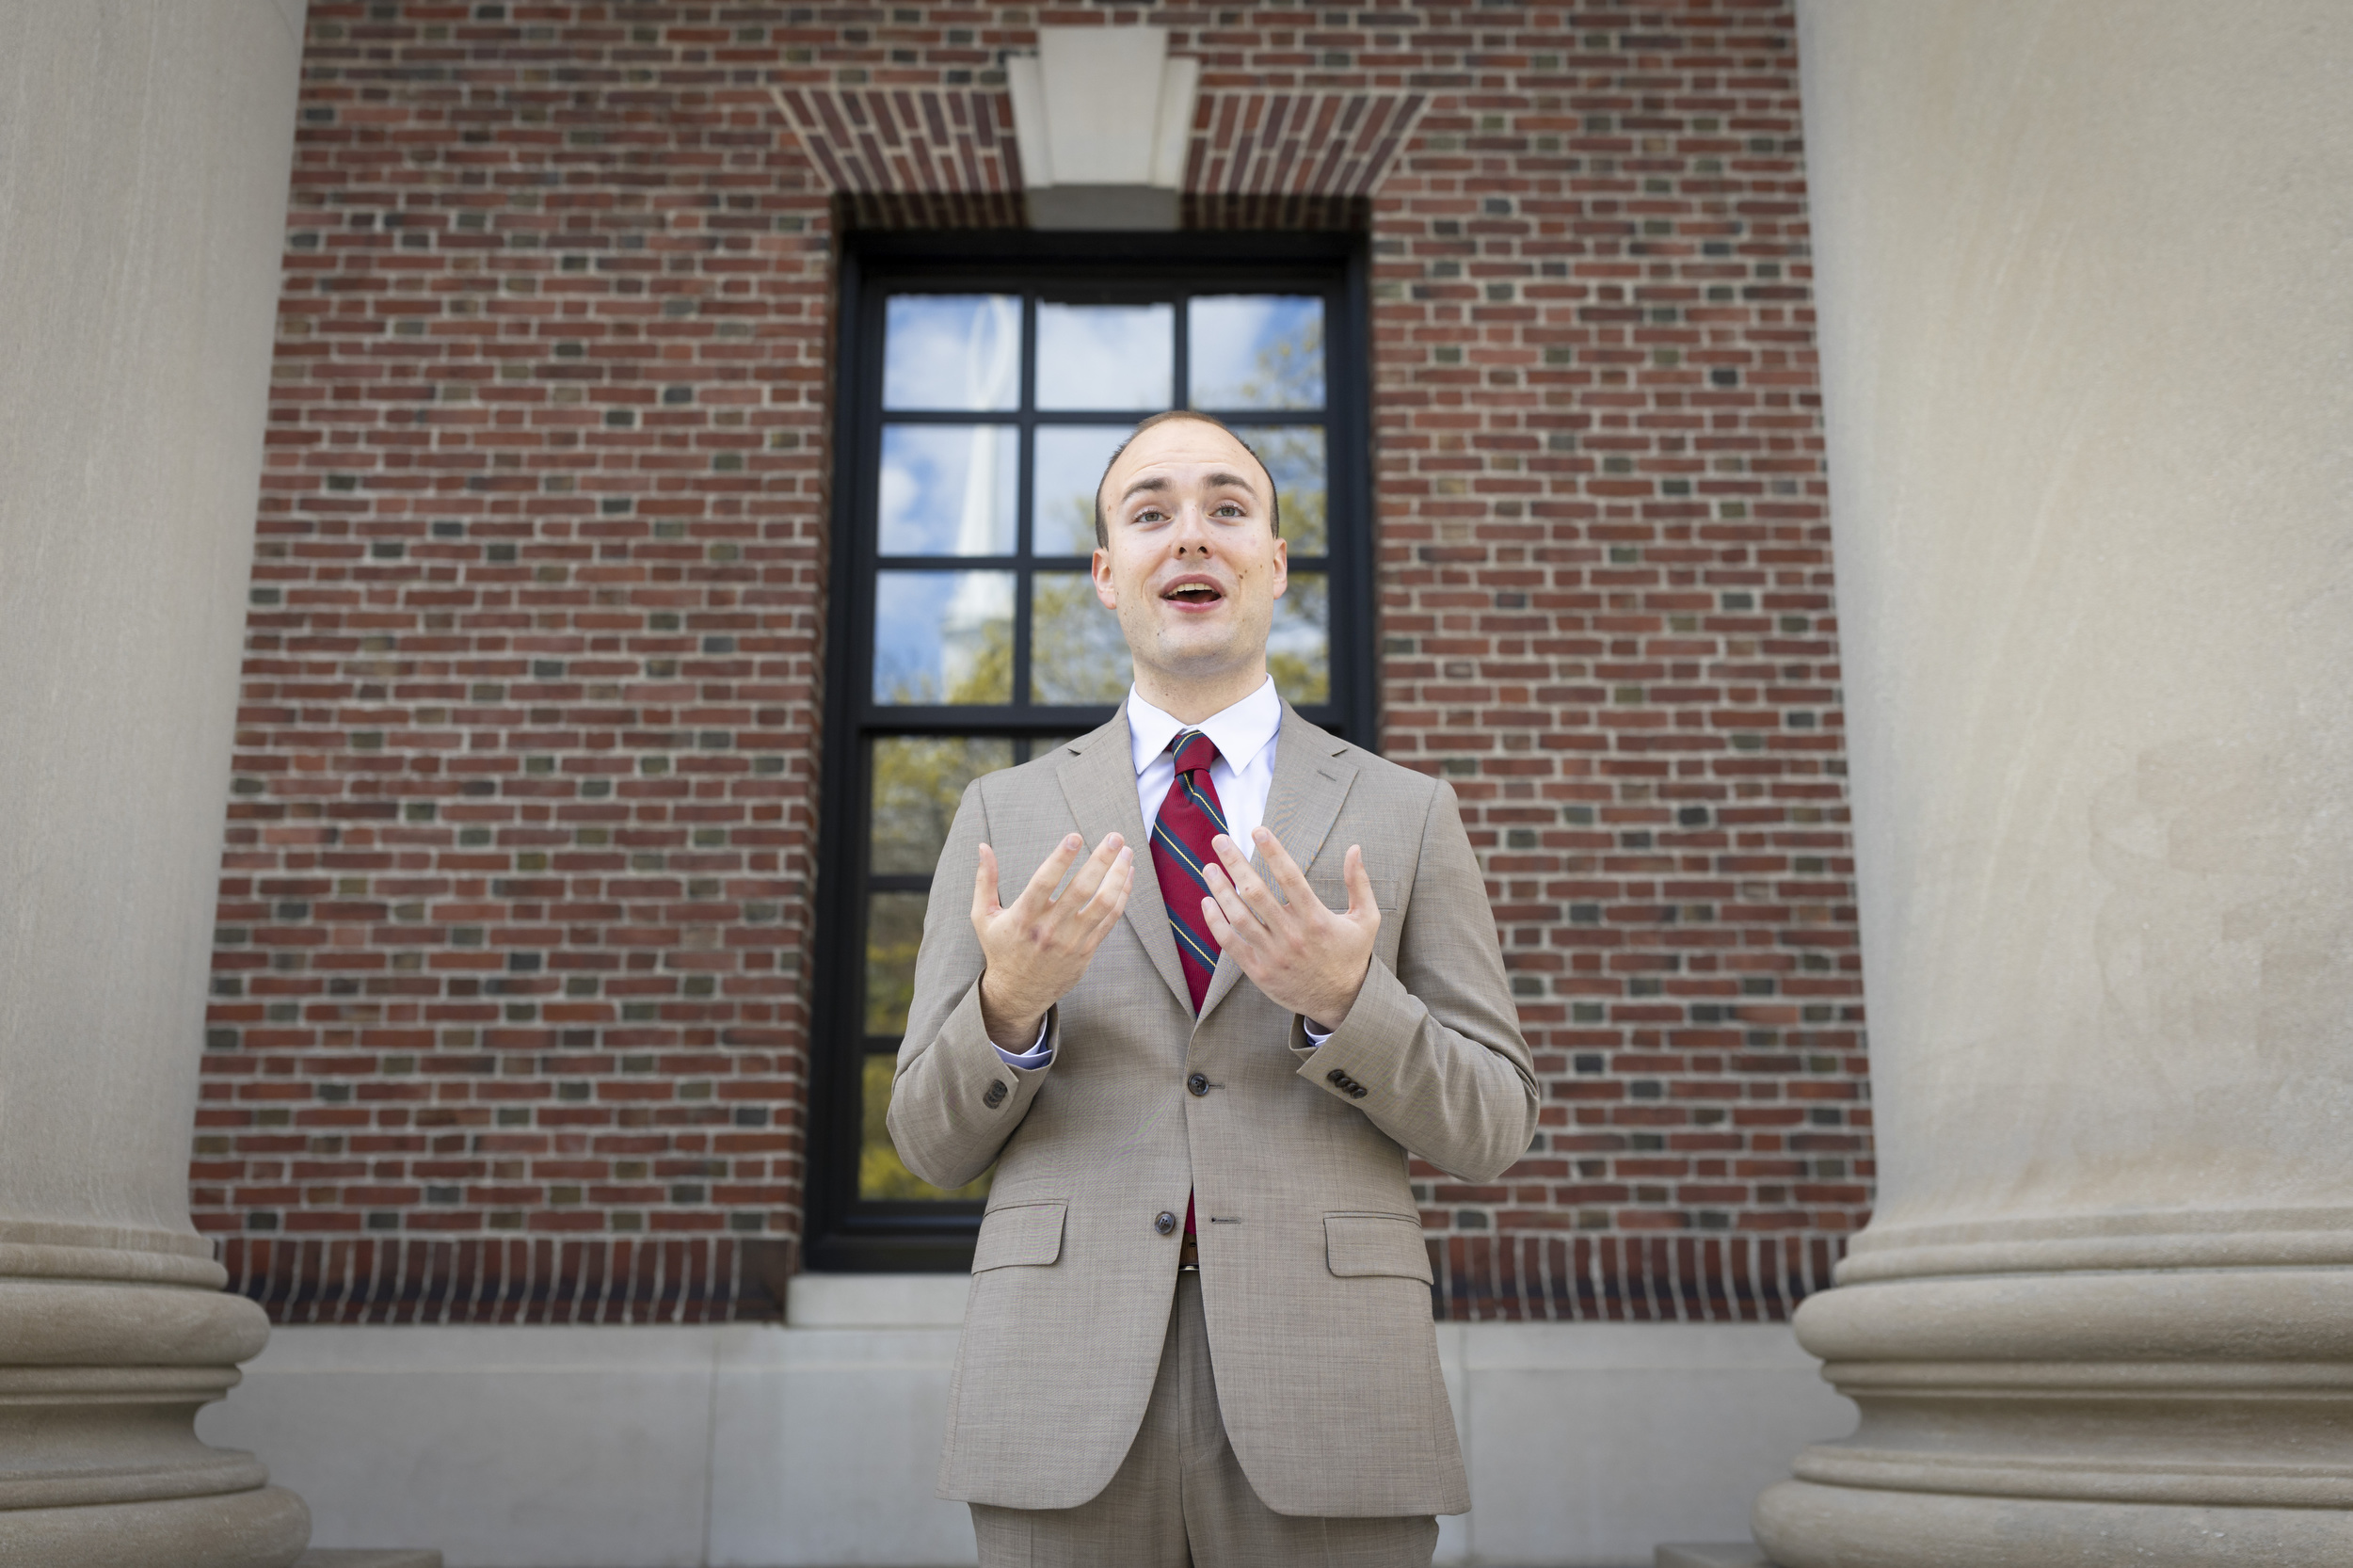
[804,228,1374,1272]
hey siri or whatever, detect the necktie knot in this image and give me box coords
[1170,729,1219,777]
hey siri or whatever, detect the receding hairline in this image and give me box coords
[1091,411,1280,546]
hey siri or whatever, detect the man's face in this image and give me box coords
[1093,418,1287,690]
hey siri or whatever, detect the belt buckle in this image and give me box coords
[1177,1233,1199,1272]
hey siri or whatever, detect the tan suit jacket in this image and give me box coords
[888,701,1538,1518]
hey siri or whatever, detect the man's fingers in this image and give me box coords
[1012,832,1085,913]
[1077,845,1133,920]
[1199,892,1234,945]
[1080,855,1135,945]
[1343,843,1377,918]
[1201,861,1259,932]
[972,843,1002,921]
[1253,825,1316,905]
[1209,834,1274,909]
[1060,832,1125,906]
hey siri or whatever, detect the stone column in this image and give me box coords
[1754,4,2353,1564]
[0,3,311,1564]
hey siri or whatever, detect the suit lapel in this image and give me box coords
[1055,706,1193,1014]
[1195,703,1361,1026]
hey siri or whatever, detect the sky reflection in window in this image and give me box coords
[1036,302,1173,409]
[872,570,1014,704]
[1032,424,1128,555]
[884,295,1020,411]
[878,425,1018,555]
[1189,296,1324,409]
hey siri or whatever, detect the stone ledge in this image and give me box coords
[1657,1544,1774,1568]
[296,1551,443,1568]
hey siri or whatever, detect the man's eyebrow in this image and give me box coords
[1116,471,1262,505]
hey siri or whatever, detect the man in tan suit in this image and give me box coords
[888,410,1538,1566]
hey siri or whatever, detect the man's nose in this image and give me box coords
[1168,498,1216,552]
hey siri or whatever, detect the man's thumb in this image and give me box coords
[972,843,1001,918]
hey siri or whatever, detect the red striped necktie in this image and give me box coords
[1150,728,1226,1013]
[1149,728,1225,1240]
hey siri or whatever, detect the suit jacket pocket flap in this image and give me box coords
[1323,1213,1433,1283]
[972,1201,1066,1272]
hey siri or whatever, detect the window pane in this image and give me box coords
[884,294,1020,411]
[880,425,1017,556]
[1234,424,1327,557]
[871,737,1016,874]
[1033,424,1129,555]
[1037,302,1173,410]
[874,570,1014,705]
[862,1054,992,1200]
[1031,572,1134,705]
[1270,571,1329,705]
[1189,296,1324,410]
[864,890,928,1035]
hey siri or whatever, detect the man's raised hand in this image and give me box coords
[1200,828,1379,1030]
[972,832,1135,1049]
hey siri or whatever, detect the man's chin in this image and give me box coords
[1130,636,1268,688]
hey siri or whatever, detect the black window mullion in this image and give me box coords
[1174,286,1190,410]
[854,705,1121,733]
[1012,566,1035,715]
[1011,294,1039,712]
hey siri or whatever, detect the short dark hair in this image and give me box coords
[1092,409,1280,549]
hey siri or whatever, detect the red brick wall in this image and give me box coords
[199,0,1865,1324]
[1357,2,1863,1320]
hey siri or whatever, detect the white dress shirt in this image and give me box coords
[994,676,1328,1068]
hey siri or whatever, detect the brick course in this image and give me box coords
[199,0,1865,1324]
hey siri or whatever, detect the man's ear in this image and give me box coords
[1269,535,1289,598]
[1092,546,1116,610]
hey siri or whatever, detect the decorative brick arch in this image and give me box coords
[769,81,1429,227]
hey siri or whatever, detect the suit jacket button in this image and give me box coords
[1187,1072,1209,1096]
[984,1080,1008,1108]
[1154,1210,1177,1236]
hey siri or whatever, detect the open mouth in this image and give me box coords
[1160,578,1225,609]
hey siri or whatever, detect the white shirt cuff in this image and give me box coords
[1303,1020,1334,1047]
[993,1016,1054,1070]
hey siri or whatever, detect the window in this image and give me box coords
[806,231,1371,1270]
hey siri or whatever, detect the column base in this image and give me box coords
[1755,1480,2353,1568]
[1755,1268,2353,1565]
[0,1484,309,1568]
[1,1274,309,1565]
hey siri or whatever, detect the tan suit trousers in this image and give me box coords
[968,1272,1439,1568]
